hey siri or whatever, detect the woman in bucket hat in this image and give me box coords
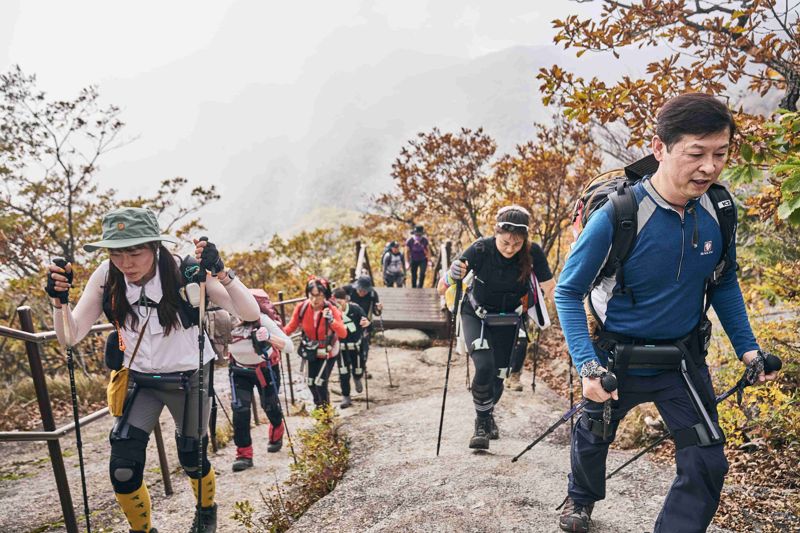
[46,207,259,533]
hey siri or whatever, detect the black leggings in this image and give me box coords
[410,259,427,288]
[337,348,364,397]
[509,330,529,374]
[461,312,517,418]
[230,365,283,448]
[307,357,337,407]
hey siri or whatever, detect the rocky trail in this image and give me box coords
[0,337,735,532]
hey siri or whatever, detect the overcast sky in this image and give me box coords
[1,0,612,245]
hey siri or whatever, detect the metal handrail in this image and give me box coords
[0,407,110,442]
[0,322,113,344]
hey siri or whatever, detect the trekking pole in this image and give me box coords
[53,258,92,533]
[208,367,218,452]
[436,278,463,457]
[212,390,233,426]
[531,329,541,393]
[512,372,617,462]
[364,357,370,410]
[377,315,396,388]
[195,239,211,531]
[605,352,782,480]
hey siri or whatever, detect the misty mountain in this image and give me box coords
[98,44,656,247]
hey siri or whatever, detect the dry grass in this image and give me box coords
[0,372,108,431]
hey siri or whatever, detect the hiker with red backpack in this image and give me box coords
[228,290,295,472]
[443,206,544,450]
[331,287,371,409]
[554,94,779,533]
[283,277,347,409]
[406,225,431,288]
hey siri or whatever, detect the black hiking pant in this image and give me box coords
[569,367,727,532]
[509,328,529,374]
[410,259,427,288]
[307,357,337,407]
[230,364,283,448]
[460,312,517,418]
[337,347,364,397]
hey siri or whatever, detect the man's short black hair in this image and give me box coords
[656,93,736,150]
[332,287,348,300]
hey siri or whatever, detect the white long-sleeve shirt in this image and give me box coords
[228,313,295,367]
[54,258,260,373]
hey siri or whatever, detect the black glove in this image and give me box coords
[45,258,73,304]
[199,237,224,275]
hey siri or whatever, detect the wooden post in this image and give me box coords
[251,395,260,425]
[153,421,173,495]
[277,291,295,404]
[18,307,78,533]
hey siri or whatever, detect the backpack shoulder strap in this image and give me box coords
[597,181,639,301]
[704,184,738,298]
[706,183,737,269]
[298,300,310,321]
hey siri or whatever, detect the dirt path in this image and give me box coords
[0,341,736,532]
[294,344,734,533]
[0,357,318,533]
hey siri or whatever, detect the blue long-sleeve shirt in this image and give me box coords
[555,178,759,374]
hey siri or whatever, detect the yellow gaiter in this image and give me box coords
[115,483,152,532]
[189,467,216,507]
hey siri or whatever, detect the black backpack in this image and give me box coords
[571,154,737,305]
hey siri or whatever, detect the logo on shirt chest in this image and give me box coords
[701,240,714,256]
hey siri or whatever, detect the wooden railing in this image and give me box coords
[0,307,173,533]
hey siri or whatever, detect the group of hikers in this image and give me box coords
[44,93,781,533]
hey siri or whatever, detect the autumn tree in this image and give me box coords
[491,117,603,258]
[373,127,498,242]
[539,0,800,146]
[0,66,218,278]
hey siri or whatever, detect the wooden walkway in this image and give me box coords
[375,287,448,334]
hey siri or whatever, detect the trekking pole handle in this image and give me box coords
[763,353,782,373]
[600,371,618,393]
[52,257,70,304]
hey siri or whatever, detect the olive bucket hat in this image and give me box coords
[83,207,178,252]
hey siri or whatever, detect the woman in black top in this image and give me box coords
[444,205,536,450]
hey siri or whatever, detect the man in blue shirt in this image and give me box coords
[555,93,778,533]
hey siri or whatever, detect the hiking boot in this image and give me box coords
[558,496,594,533]
[353,376,364,393]
[505,372,523,391]
[489,415,500,440]
[232,445,253,472]
[469,417,491,450]
[267,422,284,453]
[189,503,217,533]
[340,395,352,409]
[232,456,253,472]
